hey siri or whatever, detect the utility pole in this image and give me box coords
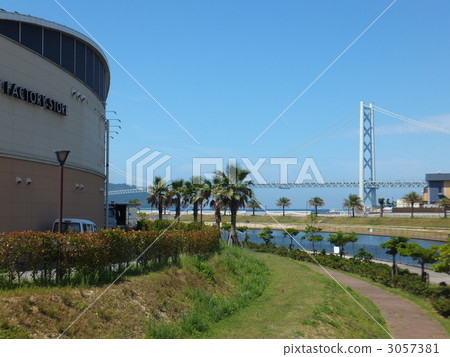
[103,111,120,229]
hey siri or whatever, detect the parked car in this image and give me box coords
[52,218,97,233]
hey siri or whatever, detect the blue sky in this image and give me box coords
[4,0,450,209]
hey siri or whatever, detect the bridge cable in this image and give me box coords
[374,106,450,135]
[282,108,359,156]
[251,0,399,144]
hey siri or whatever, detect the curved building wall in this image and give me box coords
[0,12,110,231]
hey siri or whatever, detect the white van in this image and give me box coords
[52,218,98,233]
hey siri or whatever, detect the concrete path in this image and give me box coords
[308,265,448,339]
[372,259,450,285]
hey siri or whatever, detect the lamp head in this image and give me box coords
[54,150,70,166]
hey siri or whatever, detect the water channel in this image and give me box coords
[224,228,446,267]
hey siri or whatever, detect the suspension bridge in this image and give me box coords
[109,101,450,206]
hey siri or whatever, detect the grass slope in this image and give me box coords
[0,246,388,339]
[205,251,388,339]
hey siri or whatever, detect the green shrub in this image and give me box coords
[431,297,450,318]
[0,227,221,288]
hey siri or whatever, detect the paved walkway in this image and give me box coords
[309,265,448,339]
[372,259,450,285]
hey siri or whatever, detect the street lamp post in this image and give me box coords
[54,149,70,284]
[103,112,120,229]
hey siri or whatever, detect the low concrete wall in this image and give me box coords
[393,207,443,214]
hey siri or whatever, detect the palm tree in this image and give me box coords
[147,176,169,220]
[169,179,184,222]
[276,197,291,216]
[210,184,228,230]
[215,165,253,245]
[403,191,422,218]
[182,179,202,222]
[197,178,213,224]
[343,194,363,217]
[163,195,172,215]
[308,197,324,215]
[378,197,385,217]
[247,198,261,216]
[439,197,450,218]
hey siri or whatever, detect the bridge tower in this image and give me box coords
[359,101,376,207]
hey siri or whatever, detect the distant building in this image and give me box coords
[423,173,450,204]
[396,199,421,208]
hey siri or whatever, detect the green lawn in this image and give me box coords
[204,251,388,339]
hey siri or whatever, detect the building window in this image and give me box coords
[0,20,19,41]
[43,28,60,65]
[61,34,74,74]
[1,19,107,101]
[99,62,105,101]
[93,54,100,94]
[75,40,86,82]
[20,23,42,54]
[86,46,94,89]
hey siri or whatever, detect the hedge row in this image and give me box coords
[0,227,221,286]
[246,243,450,318]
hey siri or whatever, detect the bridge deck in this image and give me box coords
[109,181,427,195]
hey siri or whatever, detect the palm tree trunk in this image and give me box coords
[315,206,318,215]
[229,206,237,245]
[200,203,203,224]
[352,207,355,217]
[252,207,255,216]
[193,201,198,222]
[214,204,221,230]
[380,205,384,217]
[392,253,397,276]
[158,199,163,220]
[411,204,414,218]
[282,206,285,216]
[175,196,181,222]
[421,262,426,282]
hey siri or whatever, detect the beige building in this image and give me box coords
[0,11,110,231]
